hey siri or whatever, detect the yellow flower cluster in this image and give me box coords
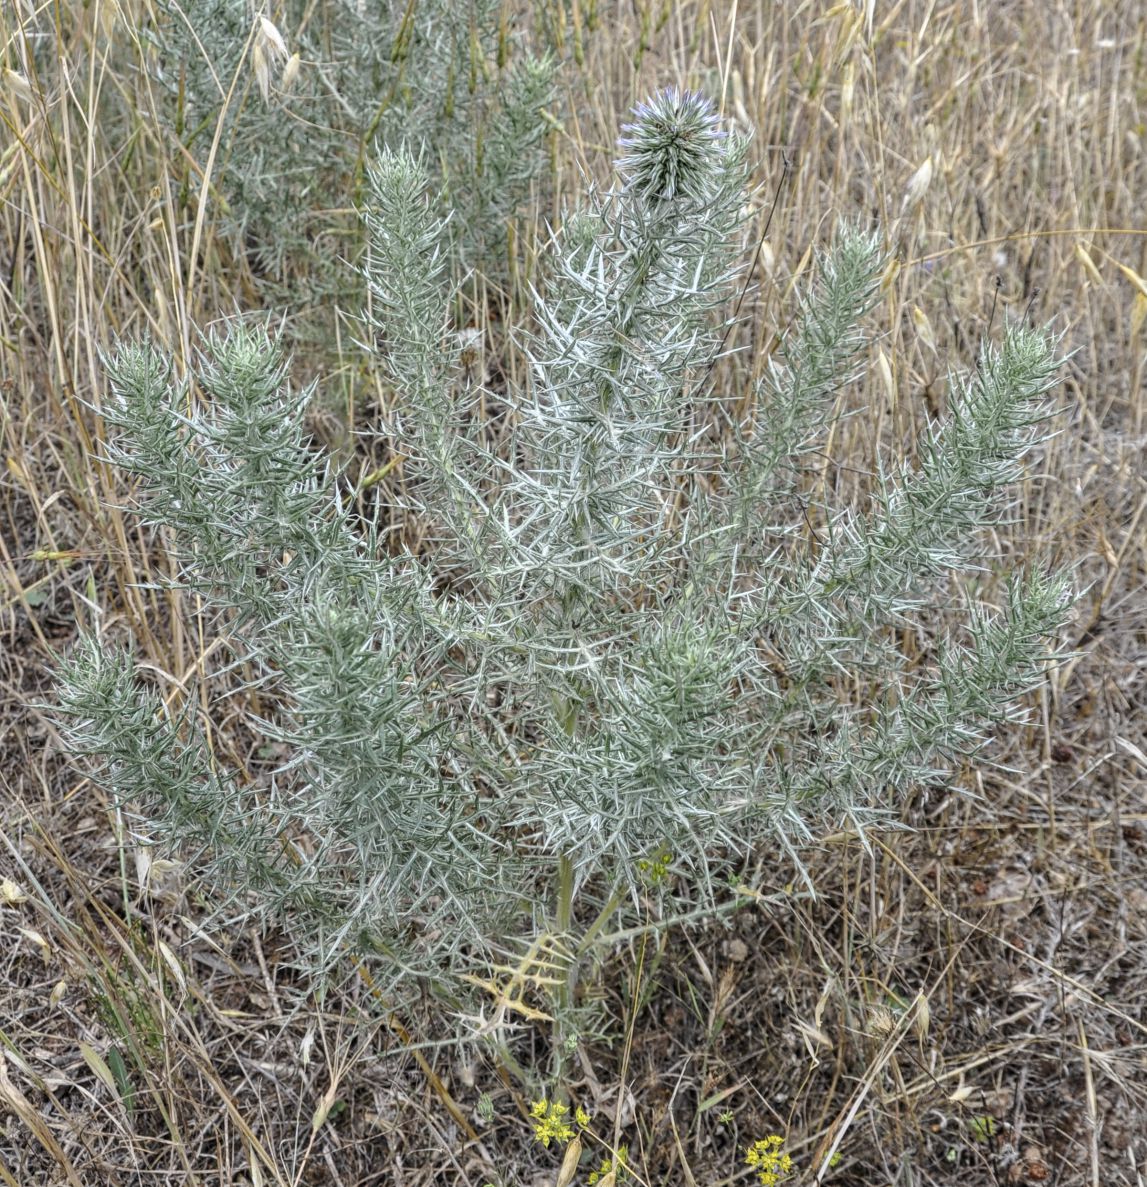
[745,1136,794,1187]
[588,1144,628,1184]
[637,850,672,883]
[529,1100,590,1149]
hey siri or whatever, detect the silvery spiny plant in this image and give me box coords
[149,0,554,338]
[55,90,1071,1037]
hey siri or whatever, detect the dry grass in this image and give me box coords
[2,0,1146,1184]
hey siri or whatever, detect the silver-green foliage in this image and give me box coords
[153,0,554,326]
[55,90,1071,998]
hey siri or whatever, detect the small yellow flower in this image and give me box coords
[745,1135,794,1187]
[575,1105,591,1129]
[588,1144,628,1185]
[530,1099,575,1148]
[637,850,672,883]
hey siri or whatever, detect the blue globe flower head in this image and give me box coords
[616,87,726,205]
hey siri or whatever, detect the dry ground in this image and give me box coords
[2,1,1146,1185]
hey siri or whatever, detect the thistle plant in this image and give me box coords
[146,0,555,341]
[55,90,1071,1042]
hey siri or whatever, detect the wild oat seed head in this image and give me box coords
[616,87,725,204]
[868,1003,896,1038]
